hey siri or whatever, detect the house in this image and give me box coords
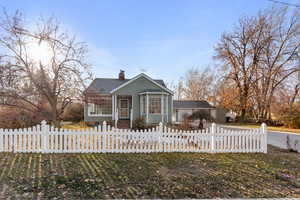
[84,71,173,128]
[173,100,226,123]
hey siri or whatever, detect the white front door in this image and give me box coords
[119,99,129,119]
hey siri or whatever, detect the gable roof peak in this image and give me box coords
[110,73,173,94]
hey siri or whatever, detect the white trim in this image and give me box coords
[140,95,142,116]
[87,103,113,117]
[112,95,115,120]
[138,92,169,95]
[166,95,169,123]
[171,96,173,123]
[88,114,112,117]
[161,94,164,123]
[148,96,162,115]
[110,73,174,94]
[118,99,130,119]
[146,94,149,123]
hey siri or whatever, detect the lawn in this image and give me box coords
[0,146,299,199]
[61,121,89,130]
[224,123,300,134]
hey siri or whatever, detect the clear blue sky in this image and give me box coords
[1,0,299,84]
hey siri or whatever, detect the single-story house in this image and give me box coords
[173,100,227,123]
[84,71,173,128]
[84,71,226,128]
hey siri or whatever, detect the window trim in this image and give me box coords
[149,96,162,114]
[88,103,112,117]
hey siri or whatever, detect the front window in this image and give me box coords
[86,95,112,116]
[149,96,161,114]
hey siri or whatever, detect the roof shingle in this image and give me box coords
[85,78,166,94]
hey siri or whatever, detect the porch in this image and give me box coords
[112,95,133,129]
[112,91,171,129]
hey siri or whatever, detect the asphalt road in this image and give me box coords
[220,125,300,153]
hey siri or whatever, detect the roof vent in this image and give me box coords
[119,70,125,80]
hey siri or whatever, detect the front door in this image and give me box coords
[119,99,129,119]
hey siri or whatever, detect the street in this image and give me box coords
[220,125,300,153]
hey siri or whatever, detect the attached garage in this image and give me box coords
[172,100,226,123]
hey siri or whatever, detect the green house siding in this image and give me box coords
[112,76,172,124]
[139,94,172,124]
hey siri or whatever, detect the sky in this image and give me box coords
[1,0,299,84]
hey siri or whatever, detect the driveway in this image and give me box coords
[219,125,300,153]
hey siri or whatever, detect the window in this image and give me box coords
[87,95,112,116]
[149,96,161,114]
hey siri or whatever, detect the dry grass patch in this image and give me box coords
[0,146,299,199]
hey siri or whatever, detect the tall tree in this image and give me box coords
[215,14,269,120]
[215,7,300,121]
[254,7,300,120]
[0,10,92,126]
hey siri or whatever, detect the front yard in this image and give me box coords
[0,146,299,199]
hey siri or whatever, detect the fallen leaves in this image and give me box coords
[0,146,298,198]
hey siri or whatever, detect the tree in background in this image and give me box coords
[61,103,84,122]
[215,6,300,122]
[183,67,216,102]
[166,78,184,100]
[0,10,92,126]
[214,12,269,121]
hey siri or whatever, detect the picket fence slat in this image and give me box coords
[0,121,267,154]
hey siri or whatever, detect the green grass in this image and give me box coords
[0,146,299,199]
[224,123,300,134]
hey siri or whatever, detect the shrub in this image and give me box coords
[133,117,146,130]
[178,118,192,131]
[0,107,41,129]
[190,110,213,121]
[279,110,300,129]
[61,103,84,122]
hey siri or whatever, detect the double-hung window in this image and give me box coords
[149,96,161,114]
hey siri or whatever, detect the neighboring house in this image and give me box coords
[173,100,226,123]
[84,71,173,128]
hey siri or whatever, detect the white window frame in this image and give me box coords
[88,103,112,117]
[149,96,162,114]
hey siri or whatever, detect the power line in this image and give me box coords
[268,0,300,8]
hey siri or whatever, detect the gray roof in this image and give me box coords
[85,78,166,94]
[173,100,215,109]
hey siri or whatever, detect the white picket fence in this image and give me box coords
[0,121,267,153]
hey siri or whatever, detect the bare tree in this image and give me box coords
[253,7,300,120]
[215,13,270,121]
[215,6,300,121]
[0,10,92,126]
[183,67,215,101]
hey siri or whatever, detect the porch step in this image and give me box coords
[117,120,130,129]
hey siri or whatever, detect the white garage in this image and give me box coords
[172,100,223,123]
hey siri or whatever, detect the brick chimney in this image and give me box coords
[119,70,125,80]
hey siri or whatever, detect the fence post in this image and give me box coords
[159,122,163,152]
[41,120,49,153]
[211,123,216,153]
[261,123,267,153]
[103,121,107,153]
